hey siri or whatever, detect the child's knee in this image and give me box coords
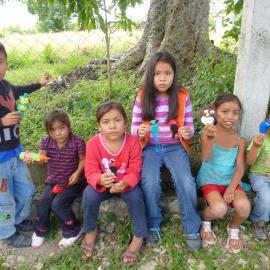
[234,199,251,218]
[210,203,228,218]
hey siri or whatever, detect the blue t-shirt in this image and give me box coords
[0,145,23,164]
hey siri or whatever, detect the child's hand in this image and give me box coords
[178,126,192,140]
[253,134,265,147]
[39,73,50,87]
[109,181,128,193]
[223,186,235,204]
[203,124,216,138]
[99,173,115,188]
[1,112,21,126]
[68,171,80,185]
[138,124,150,138]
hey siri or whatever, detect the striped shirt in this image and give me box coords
[131,95,194,144]
[40,134,86,184]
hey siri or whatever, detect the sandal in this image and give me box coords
[200,221,217,246]
[81,241,95,257]
[121,250,139,265]
[226,226,243,253]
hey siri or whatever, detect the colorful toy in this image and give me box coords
[168,119,179,138]
[259,120,270,134]
[51,184,68,194]
[201,109,215,125]
[17,93,30,117]
[150,119,160,153]
[19,152,49,162]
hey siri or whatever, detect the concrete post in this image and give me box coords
[234,0,270,141]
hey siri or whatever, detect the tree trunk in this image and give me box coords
[117,0,210,74]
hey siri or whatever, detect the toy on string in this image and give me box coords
[19,151,49,162]
[168,120,179,138]
[17,93,30,117]
[51,183,68,194]
[201,109,215,125]
[150,119,160,153]
[259,120,270,134]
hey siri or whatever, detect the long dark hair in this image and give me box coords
[141,51,180,121]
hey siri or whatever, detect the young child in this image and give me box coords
[0,42,50,247]
[197,93,251,253]
[131,51,202,251]
[31,109,85,248]
[246,108,270,241]
[82,101,147,265]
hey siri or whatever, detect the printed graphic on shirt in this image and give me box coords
[0,177,8,192]
[101,157,126,180]
[0,88,16,112]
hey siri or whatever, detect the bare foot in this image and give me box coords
[81,227,97,257]
[122,236,143,264]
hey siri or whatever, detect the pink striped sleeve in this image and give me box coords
[131,97,142,136]
[184,96,195,137]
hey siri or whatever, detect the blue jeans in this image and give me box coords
[82,185,147,238]
[0,157,35,239]
[140,144,201,234]
[250,173,270,222]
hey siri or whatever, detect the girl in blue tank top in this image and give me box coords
[197,94,251,254]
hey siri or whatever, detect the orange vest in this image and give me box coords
[136,87,190,151]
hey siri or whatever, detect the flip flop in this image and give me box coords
[121,251,139,265]
[81,241,95,257]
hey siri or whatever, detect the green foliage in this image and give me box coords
[222,0,243,47]
[25,0,75,32]
[40,45,61,64]
[190,50,237,135]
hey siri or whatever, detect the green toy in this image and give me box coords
[17,93,30,117]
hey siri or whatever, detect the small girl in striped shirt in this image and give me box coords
[31,109,86,248]
[131,51,201,251]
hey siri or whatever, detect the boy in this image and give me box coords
[0,42,49,247]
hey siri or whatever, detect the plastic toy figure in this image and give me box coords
[259,120,270,134]
[17,93,30,117]
[168,119,179,138]
[51,184,68,194]
[201,109,215,125]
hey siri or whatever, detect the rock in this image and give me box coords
[17,255,25,263]
[198,260,206,270]
[36,262,44,270]
[138,260,158,270]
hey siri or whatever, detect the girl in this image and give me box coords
[31,109,86,248]
[197,94,251,253]
[246,108,270,241]
[82,101,147,265]
[131,51,201,251]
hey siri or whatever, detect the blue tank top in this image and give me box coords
[197,142,239,188]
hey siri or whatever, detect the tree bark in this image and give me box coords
[117,0,210,74]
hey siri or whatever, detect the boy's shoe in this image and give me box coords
[5,231,32,248]
[252,221,268,241]
[58,231,82,247]
[16,219,35,232]
[145,228,162,244]
[31,232,45,248]
[185,233,202,251]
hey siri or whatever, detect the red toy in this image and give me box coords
[51,184,68,194]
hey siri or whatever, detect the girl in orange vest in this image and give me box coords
[131,51,201,251]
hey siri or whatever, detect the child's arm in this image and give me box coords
[223,138,245,203]
[12,73,50,100]
[246,134,264,165]
[68,153,85,185]
[200,124,216,161]
[131,94,143,137]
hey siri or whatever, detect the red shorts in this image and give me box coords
[200,184,243,200]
